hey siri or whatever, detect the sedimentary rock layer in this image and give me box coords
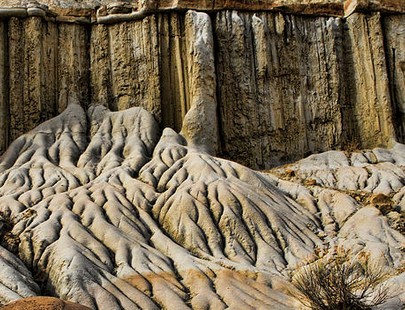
[215,12,345,168]
[0,0,404,20]
[384,14,405,141]
[216,10,403,167]
[0,21,7,155]
[0,6,404,169]
[0,17,89,148]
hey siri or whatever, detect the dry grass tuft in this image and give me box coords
[291,248,392,310]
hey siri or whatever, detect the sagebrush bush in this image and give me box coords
[291,249,391,310]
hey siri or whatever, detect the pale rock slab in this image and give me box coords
[0,246,40,304]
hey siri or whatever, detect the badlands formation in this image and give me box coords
[0,0,404,309]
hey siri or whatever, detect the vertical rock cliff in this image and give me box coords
[215,10,405,167]
[215,12,345,167]
[385,14,405,141]
[0,16,89,148]
[0,21,7,153]
[0,1,404,169]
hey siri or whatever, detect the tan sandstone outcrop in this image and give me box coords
[215,10,403,167]
[0,0,404,18]
[0,2,404,168]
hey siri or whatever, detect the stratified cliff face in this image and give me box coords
[0,0,404,168]
[385,14,405,140]
[0,17,90,149]
[216,11,402,167]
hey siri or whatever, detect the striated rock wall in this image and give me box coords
[214,11,402,167]
[90,17,161,118]
[384,14,405,141]
[0,17,89,146]
[343,12,394,148]
[215,12,345,167]
[90,14,184,130]
[0,3,404,168]
[0,22,6,154]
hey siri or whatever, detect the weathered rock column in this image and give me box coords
[384,15,405,142]
[215,12,344,168]
[343,13,395,148]
[8,17,25,143]
[2,16,89,145]
[158,13,190,131]
[181,11,218,154]
[0,21,7,154]
[90,17,162,119]
[58,24,90,112]
[7,17,59,142]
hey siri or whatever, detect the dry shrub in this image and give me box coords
[291,249,391,310]
[341,138,361,154]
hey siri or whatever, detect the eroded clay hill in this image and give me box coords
[0,103,404,309]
